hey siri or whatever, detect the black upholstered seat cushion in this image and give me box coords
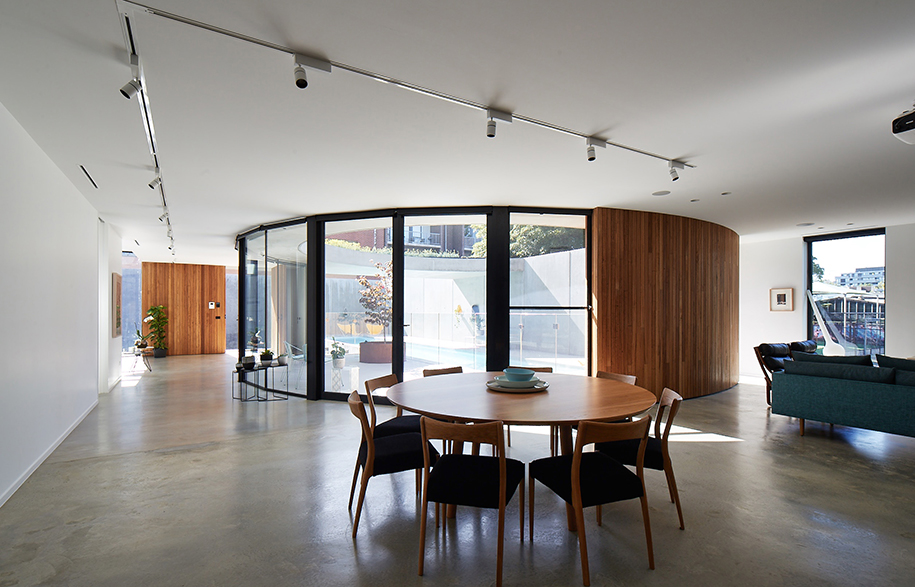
[426,454,524,508]
[359,432,438,476]
[789,339,817,354]
[596,437,663,470]
[374,414,422,438]
[759,343,792,372]
[529,452,643,508]
[792,353,873,366]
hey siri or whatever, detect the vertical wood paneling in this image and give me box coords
[591,208,738,399]
[142,262,226,356]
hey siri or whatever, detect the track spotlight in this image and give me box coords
[585,136,606,162]
[485,108,512,139]
[293,65,307,89]
[158,212,168,222]
[120,79,141,99]
[669,160,684,181]
[292,53,332,89]
[148,176,161,190]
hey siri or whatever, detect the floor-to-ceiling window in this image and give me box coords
[509,213,588,373]
[239,207,590,400]
[403,215,487,380]
[324,217,393,394]
[806,229,885,357]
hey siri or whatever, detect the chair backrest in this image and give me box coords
[420,418,507,483]
[596,370,637,385]
[507,365,553,373]
[347,391,373,456]
[423,366,463,377]
[655,387,683,442]
[576,416,651,476]
[364,373,400,429]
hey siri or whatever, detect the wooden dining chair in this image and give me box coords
[596,370,637,385]
[529,416,654,585]
[550,370,638,455]
[596,387,684,529]
[347,391,438,538]
[422,365,463,377]
[364,373,421,436]
[418,417,525,587]
[505,366,553,447]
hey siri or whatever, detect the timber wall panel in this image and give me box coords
[591,208,738,399]
[142,262,226,356]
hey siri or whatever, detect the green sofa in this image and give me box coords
[771,354,915,437]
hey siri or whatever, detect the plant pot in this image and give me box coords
[277,356,288,366]
[260,356,274,365]
[153,348,167,358]
[359,341,393,363]
[333,357,346,369]
[242,356,256,370]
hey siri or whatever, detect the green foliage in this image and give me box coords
[330,337,346,359]
[470,224,584,258]
[812,256,825,281]
[325,239,458,258]
[357,261,393,339]
[144,305,168,350]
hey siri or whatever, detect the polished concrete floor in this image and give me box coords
[2,354,914,586]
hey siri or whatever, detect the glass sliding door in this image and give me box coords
[509,213,588,374]
[242,231,267,360]
[267,224,308,393]
[403,215,487,380]
[807,231,885,357]
[324,217,393,394]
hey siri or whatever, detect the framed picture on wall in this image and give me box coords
[112,272,122,337]
[769,287,793,312]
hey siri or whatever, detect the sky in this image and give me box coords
[811,234,885,282]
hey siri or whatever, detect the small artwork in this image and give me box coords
[112,273,122,337]
[769,288,794,312]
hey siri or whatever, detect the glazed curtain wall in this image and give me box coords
[239,208,591,400]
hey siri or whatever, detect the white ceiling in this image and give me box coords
[1,0,913,266]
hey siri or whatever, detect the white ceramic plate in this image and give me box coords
[493,375,541,388]
[487,380,550,393]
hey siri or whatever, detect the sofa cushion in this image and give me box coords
[759,343,791,357]
[792,353,873,366]
[763,355,791,372]
[896,370,915,386]
[782,360,895,384]
[789,339,817,354]
[876,355,915,372]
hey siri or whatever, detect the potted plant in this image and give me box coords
[331,337,346,369]
[134,322,148,349]
[144,305,169,358]
[276,353,289,366]
[357,260,394,363]
[241,355,256,370]
[260,349,274,365]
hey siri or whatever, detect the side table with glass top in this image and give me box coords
[232,361,289,401]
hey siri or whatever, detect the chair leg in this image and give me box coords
[418,491,429,576]
[664,464,685,530]
[596,504,602,526]
[799,418,805,436]
[574,502,590,586]
[639,494,655,570]
[348,460,361,509]
[528,475,535,541]
[506,424,511,447]
[415,468,421,494]
[496,499,505,587]
[519,469,525,541]
[352,473,370,539]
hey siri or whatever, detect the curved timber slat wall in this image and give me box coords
[591,208,739,399]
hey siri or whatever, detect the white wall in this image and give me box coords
[886,224,915,357]
[98,219,123,393]
[738,237,808,376]
[0,101,99,507]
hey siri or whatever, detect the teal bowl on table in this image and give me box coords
[503,368,535,382]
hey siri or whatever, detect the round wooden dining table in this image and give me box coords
[387,371,657,529]
[386,371,657,431]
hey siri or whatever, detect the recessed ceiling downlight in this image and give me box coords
[720,191,732,196]
[652,190,671,197]
[690,199,700,203]
[797,222,815,227]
